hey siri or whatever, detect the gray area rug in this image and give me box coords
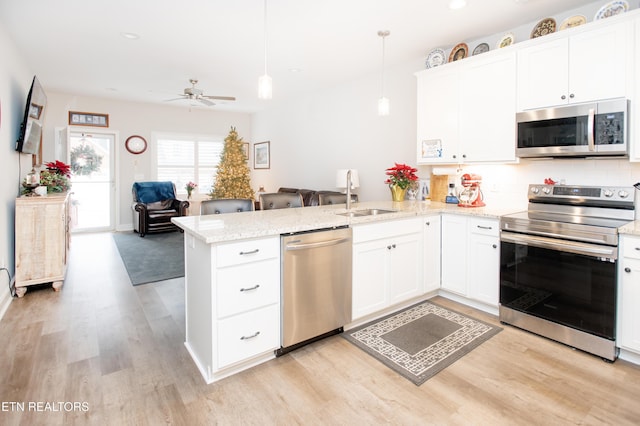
[112,231,184,286]
[343,300,502,386]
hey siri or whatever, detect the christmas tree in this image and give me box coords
[210,127,254,200]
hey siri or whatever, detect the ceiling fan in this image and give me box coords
[166,79,236,106]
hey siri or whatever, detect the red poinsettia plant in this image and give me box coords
[45,160,72,178]
[385,163,419,190]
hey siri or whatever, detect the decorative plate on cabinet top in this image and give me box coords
[425,48,447,68]
[594,0,628,20]
[559,15,587,30]
[472,42,490,56]
[530,17,556,38]
[448,43,468,62]
[497,33,515,49]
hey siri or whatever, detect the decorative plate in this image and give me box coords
[559,15,587,30]
[497,33,515,49]
[448,43,469,62]
[425,48,446,69]
[472,42,490,56]
[530,17,556,38]
[594,0,628,20]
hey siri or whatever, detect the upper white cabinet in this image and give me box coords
[517,20,630,111]
[416,50,517,165]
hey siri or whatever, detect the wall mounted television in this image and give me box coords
[15,75,47,154]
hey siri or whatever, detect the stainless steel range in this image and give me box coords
[499,184,636,361]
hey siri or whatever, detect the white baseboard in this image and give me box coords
[0,281,13,321]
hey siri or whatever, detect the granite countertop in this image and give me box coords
[172,200,521,244]
[619,220,640,237]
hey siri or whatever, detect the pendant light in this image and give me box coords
[258,0,272,99]
[377,30,390,116]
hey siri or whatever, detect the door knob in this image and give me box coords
[625,267,632,273]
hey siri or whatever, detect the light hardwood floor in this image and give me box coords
[1,232,639,425]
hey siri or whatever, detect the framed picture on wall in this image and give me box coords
[254,141,270,169]
[69,111,109,127]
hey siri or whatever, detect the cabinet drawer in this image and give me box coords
[468,217,499,237]
[217,304,280,369]
[216,259,280,318]
[353,218,421,243]
[622,237,640,260]
[216,237,279,268]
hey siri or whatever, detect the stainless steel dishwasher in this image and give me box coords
[277,226,352,356]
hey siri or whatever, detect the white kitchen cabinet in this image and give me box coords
[441,214,499,308]
[517,21,629,111]
[458,51,517,163]
[184,235,280,383]
[441,214,468,295]
[416,65,460,164]
[631,17,640,161]
[466,220,500,306]
[416,50,517,165]
[617,235,640,354]
[423,215,441,293]
[352,218,423,320]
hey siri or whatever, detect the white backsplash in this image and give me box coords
[453,159,640,213]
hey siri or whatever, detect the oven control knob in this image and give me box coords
[618,190,629,198]
[542,187,551,194]
[603,189,614,198]
[530,187,540,194]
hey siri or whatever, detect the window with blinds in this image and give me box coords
[156,135,224,195]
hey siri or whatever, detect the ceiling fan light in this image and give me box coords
[378,97,390,116]
[258,74,272,99]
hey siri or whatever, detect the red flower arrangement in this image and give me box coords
[45,160,72,178]
[385,163,419,190]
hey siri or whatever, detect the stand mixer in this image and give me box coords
[457,173,485,208]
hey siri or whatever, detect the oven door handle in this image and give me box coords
[501,232,617,260]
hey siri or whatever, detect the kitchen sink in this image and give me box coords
[336,208,396,217]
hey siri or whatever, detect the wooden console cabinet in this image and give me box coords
[15,193,71,297]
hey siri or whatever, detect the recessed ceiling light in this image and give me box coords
[288,68,302,73]
[449,0,467,10]
[120,32,140,40]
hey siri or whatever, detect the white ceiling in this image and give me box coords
[0,0,597,113]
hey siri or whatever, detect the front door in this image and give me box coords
[68,131,116,232]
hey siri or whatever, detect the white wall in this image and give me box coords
[0,23,35,315]
[43,92,252,230]
[251,57,425,202]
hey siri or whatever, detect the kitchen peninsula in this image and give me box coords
[172,200,510,383]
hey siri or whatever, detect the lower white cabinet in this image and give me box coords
[423,215,441,293]
[618,235,640,354]
[352,218,423,320]
[441,214,499,307]
[184,234,280,383]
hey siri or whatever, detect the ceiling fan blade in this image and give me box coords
[202,95,236,101]
[164,97,186,102]
[198,98,215,107]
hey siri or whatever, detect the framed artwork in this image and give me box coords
[242,142,250,162]
[69,111,109,127]
[254,141,270,169]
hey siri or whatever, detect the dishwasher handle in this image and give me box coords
[285,237,351,251]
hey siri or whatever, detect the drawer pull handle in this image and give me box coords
[240,331,260,341]
[477,225,493,230]
[239,249,260,256]
[240,284,260,292]
[635,247,640,251]
[625,267,632,273]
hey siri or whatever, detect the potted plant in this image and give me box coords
[385,163,419,201]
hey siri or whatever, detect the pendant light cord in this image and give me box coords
[263,0,268,76]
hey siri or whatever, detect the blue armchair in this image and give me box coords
[132,181,189,237]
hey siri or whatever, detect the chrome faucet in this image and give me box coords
[346,169,353,210]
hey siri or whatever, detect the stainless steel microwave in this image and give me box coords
[516,98,628,158]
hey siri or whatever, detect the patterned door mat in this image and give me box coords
[343,300,502,385]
